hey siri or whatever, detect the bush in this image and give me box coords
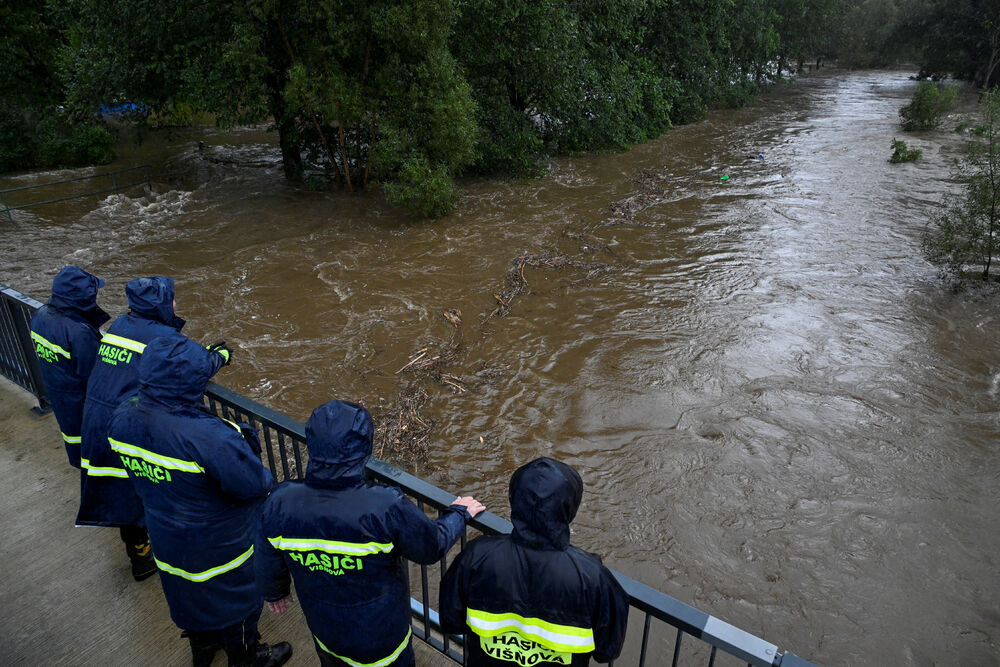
[0,104,115,173]
[889,138,922,163]
[0,104,37,172]
[900,81,958,131]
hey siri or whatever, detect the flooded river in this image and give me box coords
[2,69,998,665]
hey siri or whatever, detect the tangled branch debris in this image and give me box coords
[485,252,614,322]
[373,386,432,464]
[395,341,462,375]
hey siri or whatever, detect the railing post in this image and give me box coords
[1,191,11,222]
[111,172,119,194]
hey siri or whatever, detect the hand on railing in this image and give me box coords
[452,496,486,518]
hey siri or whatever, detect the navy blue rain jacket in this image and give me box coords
[29,266,110,467]
[108,336,273,630]
[259,400,472,666]
[78,277,222,527]
[440,458,629,666]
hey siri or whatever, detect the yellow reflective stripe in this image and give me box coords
[31,331,71,359]
[100,333,146,354]
[109,437,205,473]
[221,418,242,433]
[155,545,254,582]
[267,536,394,556]
[314,628,411,667]
[80,458,130,479]
[61,432,82,444]
[466,609,595,653]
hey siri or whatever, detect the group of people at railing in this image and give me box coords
[27,265,630,667]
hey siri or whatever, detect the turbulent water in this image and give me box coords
[3,69,998,665]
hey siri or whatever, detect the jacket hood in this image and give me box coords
[47,266,110,327]
[126,277,185,330]
[509,457,583,550]
[304,400,373,485]
[138,336,215,406]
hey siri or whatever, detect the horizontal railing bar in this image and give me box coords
[0,285,44,309]
[0,165,150,195]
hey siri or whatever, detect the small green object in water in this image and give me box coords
[720,175,729,181]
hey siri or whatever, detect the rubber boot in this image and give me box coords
[227,641,292,667]
[182,630,223,667]
[125,538,158,581]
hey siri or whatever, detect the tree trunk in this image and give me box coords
[277,116,304,182]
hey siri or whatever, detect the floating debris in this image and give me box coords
[373,385,432,464]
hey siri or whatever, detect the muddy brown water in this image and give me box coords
[3,69,998,665]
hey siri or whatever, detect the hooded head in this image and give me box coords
[48,266,110,327]
[304,400,374,486]
[509,457,584,550]
[138,336,215,406]
[126,277,185,330]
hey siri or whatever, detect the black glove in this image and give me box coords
[207,341,232,366]
[238,421,262,457]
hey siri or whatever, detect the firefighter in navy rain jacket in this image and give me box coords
[107,336,290,667]
[439,457,629,667]
[258,400,486,667]
[29,265,110,468]
[77,276,230,581]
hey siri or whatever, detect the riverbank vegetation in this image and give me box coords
[923,90,1000,282]
[2,0,998,215]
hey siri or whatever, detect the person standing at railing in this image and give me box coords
[440,457,629,667]
[29,265,110,469]
[257,399,486,667]
[77,276,231,582]
[107,336,291,667]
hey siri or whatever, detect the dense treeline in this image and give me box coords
[2,0,998,215]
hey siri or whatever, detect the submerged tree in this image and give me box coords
[924,89,1000,281]
[61,0,477,216]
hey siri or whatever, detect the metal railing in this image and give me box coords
[0,284,51,413]
[0,280,814,667]
[0,165,151,221]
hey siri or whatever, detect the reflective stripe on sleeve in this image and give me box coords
[466,609,596,653]
[314,628,411,667]
[108,437,205,473]
[155,545,254,582]
[266,536,394,556]
[30,331,71,359]
[80,458,129,479]
[221,418,242,433]
[100,333,147,354]
[61,432,82,445]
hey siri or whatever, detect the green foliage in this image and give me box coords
[889,138,922,162]
[900,81,958,131]
[0,1,117,172]
[908,0,1000,89]
[923,89,1000,281]
[0,103,114,172]
[54,0,846,215]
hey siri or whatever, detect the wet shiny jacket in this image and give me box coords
[77,277,222,527]
[108,336,272,630]
[440,458,629,666]
[259,400,472,666]
[29,266,110,468]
